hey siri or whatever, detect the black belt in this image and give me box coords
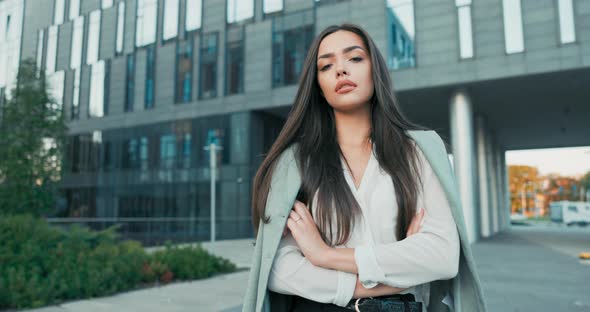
[344,293,422,312]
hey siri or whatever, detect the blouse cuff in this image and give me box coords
[333,270,357,307]
[354,243,386,288]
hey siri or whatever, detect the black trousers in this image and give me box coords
[269,291,422,312]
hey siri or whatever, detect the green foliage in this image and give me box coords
[0,59,67,216]
[151,244,237,281]
[0,215,237,309]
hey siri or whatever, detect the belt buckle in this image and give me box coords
[354,297,373,312]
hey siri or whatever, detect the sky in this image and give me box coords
[506,146,590,177]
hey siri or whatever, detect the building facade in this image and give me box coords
[4,0,590,244]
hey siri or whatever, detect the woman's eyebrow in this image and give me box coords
[318,45,365,60]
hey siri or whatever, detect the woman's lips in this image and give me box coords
[336,85,357,94]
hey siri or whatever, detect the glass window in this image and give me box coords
[89,60,105,118]
[36,29,44,73]
[54,0,65,25]
[136,0,158,47]
[139,136,149,171]
[199,32,218,99]
[122,138,139,169]
[264,0,283,14]
[46,26,58,74]
[227,0,253,24]
[502,0,524,54]
[160,134,176,169]
[69,0,80,20]
[72,68,80,120]
[101,0,113,9]
[48,71,65,113]
[125,54,135,112]
[185,0,202,31]
[386,0,416,69]
[175,39,193,103]
[180,133,191,168]
[71,16,84,69]
[456,0,473,59]
[163,0,179,41]
[87,10,101,65]
[116,2,125,54]
[225,26,244,95]
[104,59,111,115]
[271,10,314,87]
[145,45,155,109]
[557,0,575,44]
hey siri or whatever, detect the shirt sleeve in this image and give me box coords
[354,148,460,289]
[268,232,357,307]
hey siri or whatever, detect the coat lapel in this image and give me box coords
[256,146,301,312]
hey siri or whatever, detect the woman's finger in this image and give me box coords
[293,201,310,222]
[289,210,300,221]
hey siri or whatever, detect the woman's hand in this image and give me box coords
[286,200,330,267]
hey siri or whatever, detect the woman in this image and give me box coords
[243,24,487,312]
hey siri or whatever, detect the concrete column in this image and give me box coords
[489,137,500,234]
[476,115,491,238]
[449,89,478,243]
[501,150,511,230]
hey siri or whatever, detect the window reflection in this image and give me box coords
[502,0,524,54]
[163,0,179,41]
[125,54,135,112]
[145,46,156,108]
[271,10,314,87]
[557,0,576,44]
[185,0,202,32]
[456,0,473,59]
[53,0,64,25]
[71,16,84,69]
[175,39,193,103]
[386,0,416,69]
[47,71,65,114]
[45,26,58,74]
[227,0,253,24]
[136,0,158,47]
[87,10,101,65]
[199,32,218,99]
[263,0,283,14]
[89,60,105,118]
[101,0,113,9]
[225,26,244,95]
[36,29,44,74]
[160,134,176,169]
[69,0,80,20]
[116,2,125,54]
[71,69,80,120]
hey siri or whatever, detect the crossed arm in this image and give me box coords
[283,200,425,299]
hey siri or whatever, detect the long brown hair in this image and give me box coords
[251,24,427,245]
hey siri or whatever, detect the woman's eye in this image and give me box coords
[319,64,332,72]
[351,57,363,62]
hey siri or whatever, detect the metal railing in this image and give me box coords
[45,217,253,246]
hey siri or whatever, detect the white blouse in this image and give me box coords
[267,144,460,311]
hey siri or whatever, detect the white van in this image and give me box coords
[550,201,590,226]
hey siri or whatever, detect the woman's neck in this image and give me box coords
[333,105,372,148]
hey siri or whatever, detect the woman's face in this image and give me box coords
[316,30,374,113]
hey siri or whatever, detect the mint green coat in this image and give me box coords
[242,130,487,312]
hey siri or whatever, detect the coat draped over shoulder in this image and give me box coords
[242,130,487,312]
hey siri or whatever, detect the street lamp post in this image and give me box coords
[204,142,223,242]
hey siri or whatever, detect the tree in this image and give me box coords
[0,59,67,216]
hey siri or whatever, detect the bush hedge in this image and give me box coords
[0,215,237,309]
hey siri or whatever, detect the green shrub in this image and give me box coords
[0,214,237,309]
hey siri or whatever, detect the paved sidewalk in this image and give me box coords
[22,226,590,312]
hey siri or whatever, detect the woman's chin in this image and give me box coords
[329,99,370,113]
